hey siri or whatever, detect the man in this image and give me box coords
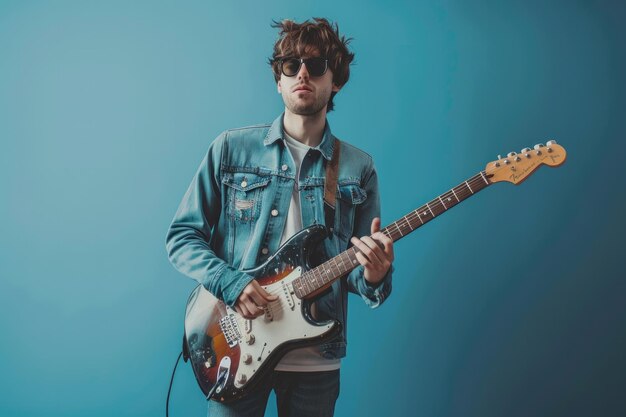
[166,17,394,417]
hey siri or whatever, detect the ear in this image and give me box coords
[277,81,282,94]
[332,82,342,93]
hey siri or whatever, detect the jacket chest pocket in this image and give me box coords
[335,181,367,241]
[222,172,271,223]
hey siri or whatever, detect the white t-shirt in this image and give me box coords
[274,131,341,372]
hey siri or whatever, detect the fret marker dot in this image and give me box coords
[423,212,427,216]
[447,198,451,201]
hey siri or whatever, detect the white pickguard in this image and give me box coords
[230,267,335,387]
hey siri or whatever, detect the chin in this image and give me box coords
[287,102,327,116]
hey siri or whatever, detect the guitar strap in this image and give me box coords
[323,138,340,238]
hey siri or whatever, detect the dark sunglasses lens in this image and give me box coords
[282,59,301,76]
[306,58,327,76]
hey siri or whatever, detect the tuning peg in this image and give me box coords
[497,154,502,160]
[506,151,521,162]
[533,144,545,150]
[521,147,531,153]
[546,140,557,146]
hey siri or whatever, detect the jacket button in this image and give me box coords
[241,180,248,188]
[281,164,288,171]
[261,248,269,255]
[271,209,279,216]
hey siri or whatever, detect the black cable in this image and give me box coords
[166,351,183,417]
[166,350,228,417]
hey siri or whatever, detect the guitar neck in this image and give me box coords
[292,170,492,298]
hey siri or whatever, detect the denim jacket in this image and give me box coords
[166,112,392,359]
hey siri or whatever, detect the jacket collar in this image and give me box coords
[263,112,335,161]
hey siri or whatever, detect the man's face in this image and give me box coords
[277,49,341,116]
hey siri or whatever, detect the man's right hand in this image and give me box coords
[235,280,279,319]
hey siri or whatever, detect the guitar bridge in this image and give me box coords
[219,313,242,347]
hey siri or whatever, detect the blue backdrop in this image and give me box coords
[1,1,624,416]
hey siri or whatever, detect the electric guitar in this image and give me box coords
[182,141,567,402]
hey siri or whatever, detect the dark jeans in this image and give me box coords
[207,370,340,417]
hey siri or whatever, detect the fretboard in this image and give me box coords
[292,170,492,298]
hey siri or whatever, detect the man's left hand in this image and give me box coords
[350,217,394,285]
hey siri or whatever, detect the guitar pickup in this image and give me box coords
[281,281,295,311]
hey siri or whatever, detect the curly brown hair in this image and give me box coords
[268,17,355,112]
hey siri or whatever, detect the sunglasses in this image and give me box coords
[279,57,328,77]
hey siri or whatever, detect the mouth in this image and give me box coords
[293,85,313,92]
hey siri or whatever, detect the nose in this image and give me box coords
[297,61,310,81]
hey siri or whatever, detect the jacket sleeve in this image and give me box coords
[344,158,393,308]
[165,132,253,307]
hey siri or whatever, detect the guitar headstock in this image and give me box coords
[486,140,567,185]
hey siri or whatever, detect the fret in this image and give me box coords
[431,200,446,216]
[346,250,355,263]
[302,276,312,294]
[438,196,447,210]
[309,268,324,289]
[331,258,341,278]
[346,251,357,269]
[480,171,489,185]
[453,185,466,200]
[415,210,424,225]
[320,268,330,285]
[327,264,338,281]
[296,276,304,294]
[404,215,414,230]
[394,221,404,237]
[338,253,348,275]
[293,278,302,297]
[443,193,455,207]
[451,188,460,202]
[337,253,347,273]
[311,272,319,287]
[325,262,335,280]
[426,202,435,217]
[465,180,474,194]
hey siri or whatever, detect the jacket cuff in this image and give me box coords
[358,264,393,308]
[205,264,255,307]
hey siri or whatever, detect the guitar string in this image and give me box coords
[239,171,494,316]
[256,171,491,304]
[241,156,549,318]
[238,158,539,307]
[238,153,557,318]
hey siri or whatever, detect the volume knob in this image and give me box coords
[245,334,255,345]
[237,374,247,385]
[243,354,252,364]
